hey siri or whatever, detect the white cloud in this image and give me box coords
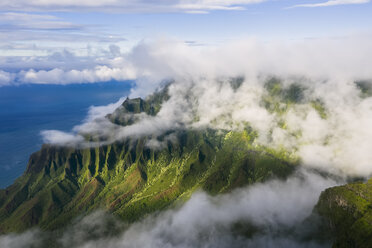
[0,47,126,71]
[175,0,263,11]
[0,230,43,248]
[40,130,85,146]
[105,170,336,248]
[19,65,136,85]
[0,0,265,13]
[0,12,82,30]
[290,0,369,8]
[0,70,13,86]
[0,12,127,58]
[38,35,372,178]
[86,97,127,122]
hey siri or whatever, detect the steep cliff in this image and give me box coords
[0,85,297,233]
[315,178,372,248]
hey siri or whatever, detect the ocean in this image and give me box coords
[0,81,132,188]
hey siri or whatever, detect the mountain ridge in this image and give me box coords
[1,80,371,248]
[0,87,297,233]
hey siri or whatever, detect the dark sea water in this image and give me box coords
[0,81,132,188]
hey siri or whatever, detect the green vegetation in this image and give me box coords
[311,100,328,119]
[107,84,170,126]
[0,129,297,233]
[355,80,372,98]
[315,178,372,248]
[262,77,307,116]
[0,78,369,248]
[0,84,298,233]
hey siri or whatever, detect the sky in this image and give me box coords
[0,0,371,59]
[0,0,371,86]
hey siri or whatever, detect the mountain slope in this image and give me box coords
[315,178,372,248]
[0,87,297,233]
[1,80,371,248]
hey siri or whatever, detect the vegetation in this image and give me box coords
[1,78,369,248]
[315,178,372,248]
[0,84,297,233]
[0,129,297,233]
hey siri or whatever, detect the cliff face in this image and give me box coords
[0,87,296,233]
[0,130,295,233]
[315,178,372,248]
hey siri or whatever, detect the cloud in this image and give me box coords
[109,44,121,57]
[0,47,126,72]
[0,12,83,31]
[4,34,371,85]
[175,0,264,11]
[0,169,340,248]
[19,65,136,85]
[0,1,265,13]
[38,35,372,178]
[0,46,134,85]
[124,36,372,96]
[0,12,127,58]
[0,230,43,248]
[40,97,127,147]
[290,0,370,8]
[0,70,13,86]
[85,96,127,122]
[108,169,337,248]
[41,130,85,146]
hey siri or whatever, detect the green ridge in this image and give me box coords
[315,178,372,248]
[0,82,299,233]
[0,129,297,233]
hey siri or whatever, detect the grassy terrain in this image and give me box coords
[0,128,297,233]
[3,77,368,247]
[0,81,300,233]
[315,178,372,248]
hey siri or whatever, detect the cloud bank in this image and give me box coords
[2,35,371,86]
[20,66,136,85]
[39,35,372,178]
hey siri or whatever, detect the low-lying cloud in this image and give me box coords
[20,66,136,85]
[0,70,12,86]
[40,35,372,178]
[0,169,339,248]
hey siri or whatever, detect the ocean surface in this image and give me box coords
[0,81,132,188]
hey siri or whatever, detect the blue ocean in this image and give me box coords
[0,81,132,188]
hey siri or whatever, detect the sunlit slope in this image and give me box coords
[315,178,372,248]
[0,86,297,233]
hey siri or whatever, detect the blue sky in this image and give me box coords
[0,0,371,86]
[1,0,371,55]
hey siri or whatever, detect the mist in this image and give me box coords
[39,35,372,178]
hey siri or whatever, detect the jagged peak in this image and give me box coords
[107,84,170,126]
